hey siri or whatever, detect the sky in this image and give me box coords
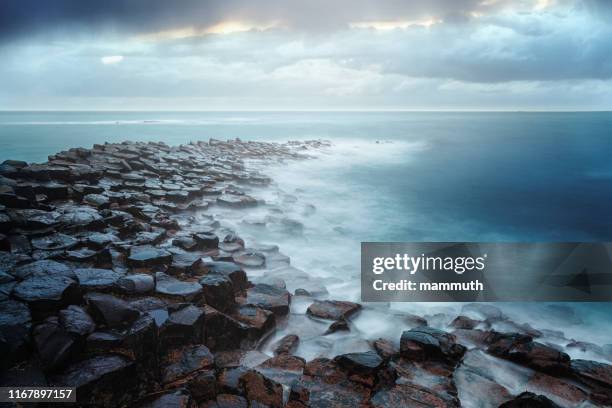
[1,0,612,110]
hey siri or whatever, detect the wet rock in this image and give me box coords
[75,268,123,291]
[371,382,460,408]
[59,305,96,337]
[325,319,350,335]
[526,372,589,407]
[173,236,199,251]
[83,193,111,209]
[117,273,155,294]
[202,305,250,351]
[571,359,612,403]
[256,354,306,386]
[188,369,217,402]
[58,206,104,230]
[140,389,195,408]
[372,338,399,360]
[0,213,11,233]
[33,317,77,371]
[335,351,384,375]
[217,194,258,208]
[450,315,479,330]
[486,332,571,375]
[193,232,219,249]
[31,233,78,251]
[400,327,466,365]
[246,283,290,316]
[199,273,235,312]
[9,209,61,230]
[273,334,299,356]
[168,251,202,275]
[233,251,265,268]
[232,305,276,344]
[128,245,172,268]
[10,260,74,281]
[155,272,203,302]
[160,305,206,349]
[0,299,32,367]
[238,369,283,408]
[209,394,248,408]
[202,261,248,291]
[306,300,362,321]
[52,354,136,407]
[85,231,119,249]
[85,292,140,328]
[13,274,80,318]
[163,344,215,384]
[499,391,561,408]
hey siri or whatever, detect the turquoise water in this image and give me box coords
[2,111,612,241]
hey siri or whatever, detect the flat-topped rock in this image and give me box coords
[128,245,172,267]
[85,292,140,328]
[246,283,290,316]
[117,274,155,294]
[162,344,215,384]
[10,259,75,280]
[75,268,123,291]
[199,274,234,312]
[155,272,203,301]
[306,300,361,321]
[12,275,80,318]
[31,233,78,251]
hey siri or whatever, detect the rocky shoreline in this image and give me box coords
[0,139,611,407]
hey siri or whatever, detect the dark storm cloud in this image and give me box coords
[0,0,522,41]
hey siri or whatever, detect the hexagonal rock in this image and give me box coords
[400,327,466,365]
[193,232,219,249]
[32,317,77,371]
[128,245,172,268]
[232,305,276,343]
[201,261,248,291]
[233,251,265,268]
[238,369,283,408]
[162,344,215,384]
[198,274,234,312]
[12,275,80,319]
[52,354,137,407]
[75,268,123,292]
[116,274,155,294]
[167,252,202,275]
[31,233,78,251]
[246,283,290,316]
[306,300,361,321]
[155,272,203,302]
[10,259,75,280]
[334,351,384,376]
[85,292,140,328]
[173,236,198,251]
[371,382,460,408]
[159,305,206,349]
[201,305,250,351]
[59,305,96,337]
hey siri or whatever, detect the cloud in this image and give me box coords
[101,55,123,65]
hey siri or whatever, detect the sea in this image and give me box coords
[1,111,611,361]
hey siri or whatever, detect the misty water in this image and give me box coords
[2,111,612,364]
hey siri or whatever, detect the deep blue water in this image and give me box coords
[2,111,610,242]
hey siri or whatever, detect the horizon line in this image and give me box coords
[1,108,611,113]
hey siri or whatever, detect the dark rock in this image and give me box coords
[450,315,479,330]
[173,236,199,251]
[202,305,250,351]
[33,317,77,371]
[193,232,219,249]
[160,305,206,349]
[75,268,123,291]
[486,332,571,375]
[85,232,119,249]
[64,247,103,262]
[334,350,384,375]
[499,391,561,408]
[85,292,140,328]
[58,206,104,230]
[246,283,290,316]
[10,259,75,279]
[155,272,203,302]
[211,394,248,408]
[306,300,361,321]
[372,338,399,360]
[199,273,234,312]
[141,389,195,408]
[188,369,216,402]
[371,382,460,408]
[32,234,78,251]
[9,209,60,229]
[273,334,299,356]
[202,261,248,291]
[13,275,80,318]
[238,369,283,408]
[117,273,155,294]
[571,359,612,390]
[59,305,96,337]
[0,213,11,233]
[168,251,202,275]
[0,299,32,367]
[232,305,276,344]
[128,245,172,268]
[400,327,466,365]
[162,344,215,384]
[52,354,136,407]
[83,193,110,209]
[325,319,350,335]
